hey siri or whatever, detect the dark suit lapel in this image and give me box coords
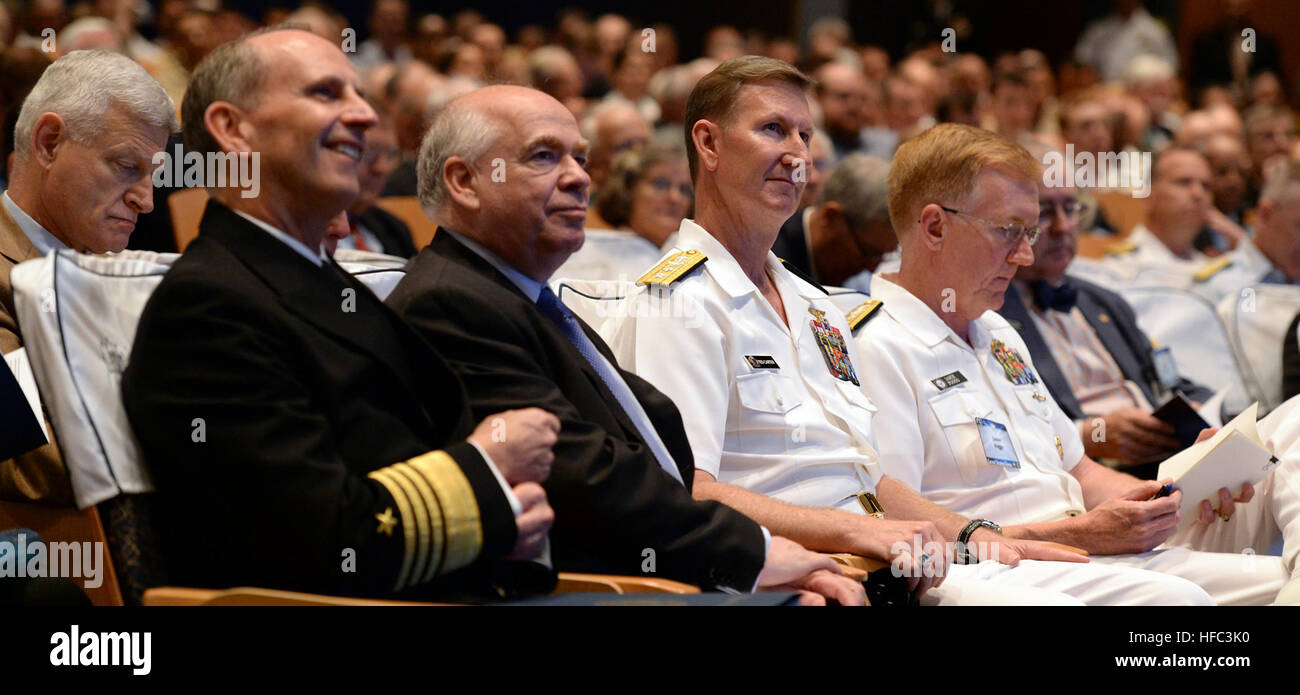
[199,202,417,392]
[1076,288,1157,404]
[430,231,650,441]
[1001,283,1084,418]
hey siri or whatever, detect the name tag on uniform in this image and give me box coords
[975,417,1020,469]
[745,355,780,369]
[931,371,967,391]
[1152,347,1179,389]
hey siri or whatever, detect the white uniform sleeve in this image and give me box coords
[607,289,731,479]
[853,329,928,492]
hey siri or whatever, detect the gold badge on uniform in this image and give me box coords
[1055,436,1063,459]
[809,307,859,385]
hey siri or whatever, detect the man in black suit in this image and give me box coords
[122,28,557,600]
[998,179,1212,474]
[386,84,863,603]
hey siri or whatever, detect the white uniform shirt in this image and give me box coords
[1073,8,1177,83]
[550,228,666,288]
[1093,225,1207,290]
[601,219,882,510]
[1192,237,1295,305]
[855,276,1088,525]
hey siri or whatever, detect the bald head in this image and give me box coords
[419,85,591,279]
[582,101,650,191]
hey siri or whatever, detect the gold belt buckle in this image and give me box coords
[857,492,885,519]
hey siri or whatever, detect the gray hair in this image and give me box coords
[417,94,504,216]
[821,153,890,226]
[15,49,176,157]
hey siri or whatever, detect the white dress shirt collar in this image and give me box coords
[231,209,324,267]
[2,191,68,256]
[445,229,545,302]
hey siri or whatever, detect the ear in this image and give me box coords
[29,112,68,169]
[204,101,254,155]
[690,119,722,174]
[820,201,847,233]
[917,203,946,251]
[443,155,480,212]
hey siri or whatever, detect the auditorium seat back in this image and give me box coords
[1118,285,1251,416]
[1216,284,1300,413]
[333,249,409,301]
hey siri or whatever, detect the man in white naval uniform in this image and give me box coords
[1076,148,1216,290]
[601,57,1217,605]
[1193,161,1300,305]
[857,123,1299,605]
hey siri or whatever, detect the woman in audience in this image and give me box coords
[595,141,693,249]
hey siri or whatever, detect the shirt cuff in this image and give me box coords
[468,440,523,515]
[750,525,772,593]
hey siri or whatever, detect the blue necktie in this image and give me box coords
[536,286,684,485]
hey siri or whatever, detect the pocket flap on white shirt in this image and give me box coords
[736,371,800,414]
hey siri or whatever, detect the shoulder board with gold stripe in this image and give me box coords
[1193,256,1233,282]
[1105,240,1138,256]
[638,249,707,286]
[846,299,883,333]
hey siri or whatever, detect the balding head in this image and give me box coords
[581,100,650,191]
[419,85,590,280]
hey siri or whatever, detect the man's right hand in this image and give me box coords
[1081,407,1182,463]
[848,517,947,597]
[1063,478,1181,555]
[506,482,554,561]
[469,408,560,484]
[757,536,866,605]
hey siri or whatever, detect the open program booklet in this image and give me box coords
[1157,403,1280,522]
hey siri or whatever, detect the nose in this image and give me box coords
[345,87,379,132]
[1008,233,1035,265]
[560,153,591,197]
[126,174,155,215]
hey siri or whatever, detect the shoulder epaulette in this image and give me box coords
[637,249,707,286]
[846,299,883,333]
[1105,240,1138,256]
[779,258,828,294]
[1193,256,1233,282]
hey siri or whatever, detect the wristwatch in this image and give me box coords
[956,518,1002,564]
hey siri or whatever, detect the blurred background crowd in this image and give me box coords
[0,0,1296,253]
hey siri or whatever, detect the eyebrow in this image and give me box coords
[521,136,588,156]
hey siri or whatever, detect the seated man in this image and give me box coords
[1194,162,1300,305]
[338,99,417,258]
[781,153,896,293]
[857,123,1300,604]
[386,83,864,604]
[601,56,1213,605]
[1088,147,1230,289]
[123,28,556,600]
[1000,169,1212,474]
[1,50,175,505]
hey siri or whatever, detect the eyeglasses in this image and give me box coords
[940,206,1041,246]
[1037,199,1085,224]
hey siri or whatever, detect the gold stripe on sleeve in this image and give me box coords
[407,451,484,573]
[367,467,419,592]
[391,462,443,584]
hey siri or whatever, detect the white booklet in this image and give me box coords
[1157,402,1279,523]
